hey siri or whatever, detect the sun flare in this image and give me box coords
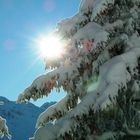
[37,34,64,59]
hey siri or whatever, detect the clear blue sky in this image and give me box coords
[0,0,80,106]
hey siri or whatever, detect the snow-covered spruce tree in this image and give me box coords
[0,116,11,139]
[18,0,140,139]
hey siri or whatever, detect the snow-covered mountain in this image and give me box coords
[0,96,55,140]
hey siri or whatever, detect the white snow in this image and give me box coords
[31,125,56,140]
[80,0,95,11]
[91,0,115,20]
[0,116,11,139]
[104,20,124,31]
[72,22,109,46]
[17,0,140,139]
[57,13,88,35]
[36,95,69,128]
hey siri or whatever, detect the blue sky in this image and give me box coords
[0,0,80,106]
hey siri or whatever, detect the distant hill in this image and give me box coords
[40,101,56,110]
[0,96,55,140]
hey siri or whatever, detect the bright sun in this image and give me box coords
[37,34,64,59]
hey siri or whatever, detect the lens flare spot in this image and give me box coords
[37,34,64,59]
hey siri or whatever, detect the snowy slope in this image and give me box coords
[0,96,55,140]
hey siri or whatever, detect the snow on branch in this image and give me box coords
[17,23,109,103]
[80,0,115,20]
[36,94,78,128]
[72,22,109,47]
[31,41,140,139]
[57,13,89,37]
[17,63,79,103]
[0,116,11,139]
[91,0,115,20]
[21,0,140,139]
[70,49,139,116]
[17,72,55,102]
